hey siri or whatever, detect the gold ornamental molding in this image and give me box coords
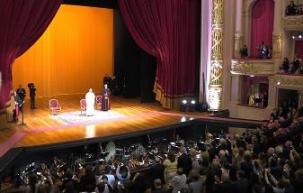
[269,74,303,88]
[209,0,224,111]
[272,34,282,59]
[234,34,243,58]
[282,15,303,31]
[230,59,275,75]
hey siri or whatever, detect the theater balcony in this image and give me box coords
[270,73,303,90]
[282,15,303,31]
[230,59,275,76]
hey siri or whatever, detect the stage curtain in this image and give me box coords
[119,0,200,109]
[250,0,274,58]
[13,5,113,98]
[295,40,303,59]
[0,0,62,112]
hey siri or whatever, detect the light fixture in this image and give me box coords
[277,81,281,85]
[292,35,296,39]
[180,99,188,112]
[190,100,196,105]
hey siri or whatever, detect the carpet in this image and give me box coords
[51,110,126,125]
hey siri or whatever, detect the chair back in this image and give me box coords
[80,99,86,110]
[96,95,103,104]
[49,99,59,108]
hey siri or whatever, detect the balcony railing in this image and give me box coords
[231,59,275,76]
[283,14,303,31]
[270,74,303,89]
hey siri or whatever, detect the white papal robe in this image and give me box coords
[85,90,95,116]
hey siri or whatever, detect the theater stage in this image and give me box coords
[0,95,210,157]
[0,95,265,158]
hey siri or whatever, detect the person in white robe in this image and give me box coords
[85,88,95,116]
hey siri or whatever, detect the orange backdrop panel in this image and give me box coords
[12,5,113,98]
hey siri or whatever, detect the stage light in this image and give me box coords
[292,35,295,39]
[180,116,186,122]
[277,81,281,85]
[299,34,302,39]
[180,99,188,112]
[188,99,197,112]
[249,75,255,78]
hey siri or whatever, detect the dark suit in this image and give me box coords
[177,153,192,175]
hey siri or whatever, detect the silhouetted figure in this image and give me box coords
[28,83,36,109]
[16,85,25,110]
[286,0,297,16]
[240,45,248,58]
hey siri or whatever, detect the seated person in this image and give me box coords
[280,57,290,73]
[240,45,248,58]
[257,42,268,59]
[286,0,297,16]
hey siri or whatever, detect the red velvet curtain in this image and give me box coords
[250,0,274,58]
[0,0,62,111]
[295,40,303,59]
[119,0,200,109]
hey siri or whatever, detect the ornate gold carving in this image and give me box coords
[269,75,303,87]
[283,16,303,30]
[210,60,223,85]
[211,29,224,60]
[272,34,282,59]
[230,59,275,75]
[212,0,224,25]
[234,34,243,58]
[209,0,224,110]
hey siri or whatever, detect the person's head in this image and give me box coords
[177,167,184,175]
[168,152,175,162]
[89,88,93,92]
[153,178,162,189]
[180,146,187,154]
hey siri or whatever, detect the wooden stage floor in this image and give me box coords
[0,95,209,157]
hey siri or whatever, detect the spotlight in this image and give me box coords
[180,99,188,112]
[189,99,197,112]
[292,35,296,39]
[299,34,302,39]
[277,81,281,85]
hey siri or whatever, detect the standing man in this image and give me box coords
[16,85,26,103]
[85,88,96,116]
[102,84,111,111]
[28,83,36,109]
[16,85,26,110]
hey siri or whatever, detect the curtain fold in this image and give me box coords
[295,40,303,59]
[0,0,62,112]
[119,0,200,109]
[250,0,274,58]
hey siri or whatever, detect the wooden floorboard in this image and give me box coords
[0,95,208,156]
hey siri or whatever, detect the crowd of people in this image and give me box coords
[239,42,272,59]
[286,1,303,16]
[279,57,303,74]
[1,104,303,193]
